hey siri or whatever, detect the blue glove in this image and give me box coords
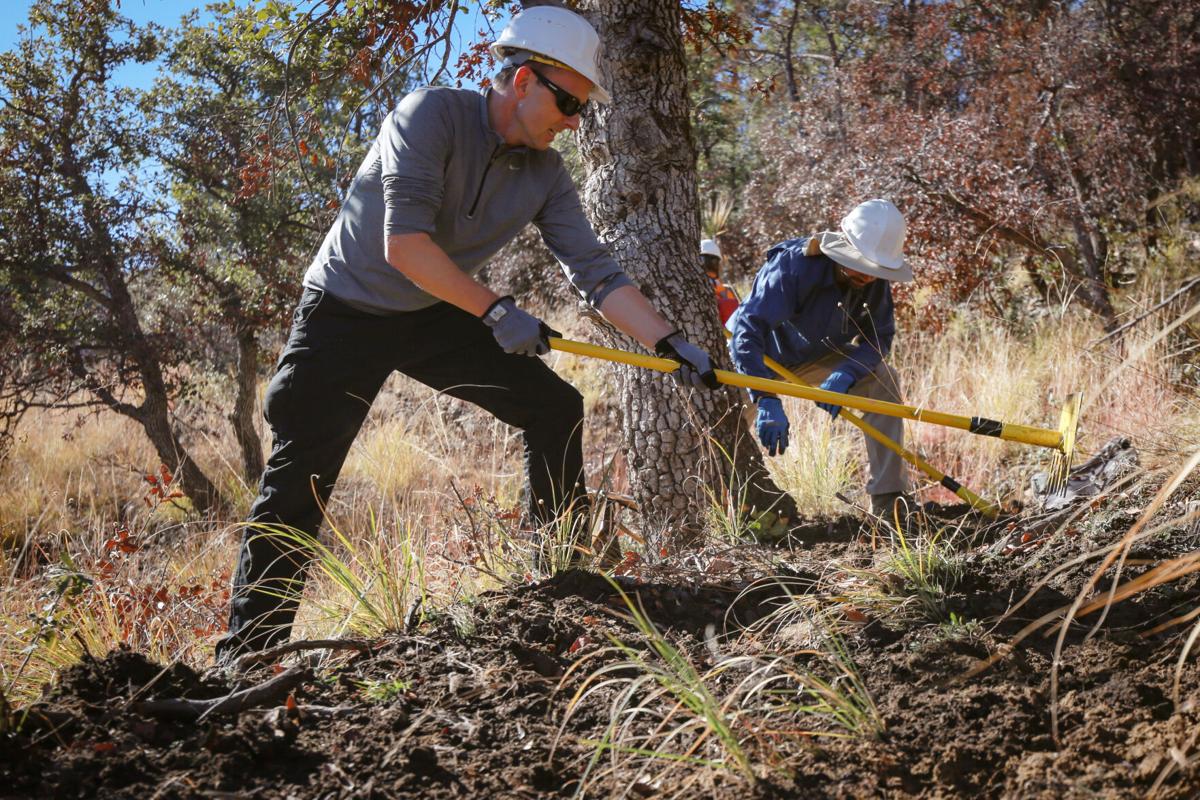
[756,397,789,456]
[817,370,856,419]
[481,296,557,357]
[655,331,720,390]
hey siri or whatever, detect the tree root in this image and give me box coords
[133,665,310,721]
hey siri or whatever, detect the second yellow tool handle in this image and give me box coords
[548,337,1064,452]
[757,351,1000,518]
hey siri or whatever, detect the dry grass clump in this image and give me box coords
[764,409,863,518]
[555,577,882,795]
[0,411,155,553]
[898,303,1195,508]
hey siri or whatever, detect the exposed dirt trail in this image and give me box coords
[3,495,1199,799]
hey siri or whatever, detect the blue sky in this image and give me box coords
[1,0,494,91]
[1,0,211,40]
[2,0,217,89]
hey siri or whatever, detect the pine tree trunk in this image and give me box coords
[574,0,796,533]
[138,386,223,513]
[231,328,265,485]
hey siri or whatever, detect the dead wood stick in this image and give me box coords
[233,638,373,672]
[1090,275,1200,346]
[133,665,309,721]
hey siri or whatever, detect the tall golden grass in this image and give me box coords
[1,281,1198,702]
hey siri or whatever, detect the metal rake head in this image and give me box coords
[1047,393,1083,496]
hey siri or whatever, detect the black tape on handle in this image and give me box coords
[939,475,963,494]
[968,417,1004,438]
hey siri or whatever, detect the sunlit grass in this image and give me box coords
[270,511,434,639]
[875,515,965,621]
[556,577,882,796]
[0,411,152,551]
[343,418,443,500]
[766,408,862,517]
[0,519,236,702]
[899,303,1198,505]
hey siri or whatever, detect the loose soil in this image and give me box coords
[3,483,1199,799]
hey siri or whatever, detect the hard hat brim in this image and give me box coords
[817,231,913,283]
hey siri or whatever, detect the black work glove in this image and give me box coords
[654,330,720,390]
[481,296,559,357]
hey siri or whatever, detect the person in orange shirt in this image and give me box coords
[701,238,740,324]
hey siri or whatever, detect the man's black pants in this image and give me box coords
[216,288,586,659]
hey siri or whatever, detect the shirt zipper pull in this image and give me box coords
[467,145,503,220]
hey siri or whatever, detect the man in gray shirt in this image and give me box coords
[216,6,718,662]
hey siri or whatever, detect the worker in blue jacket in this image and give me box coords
[728,199,913,520]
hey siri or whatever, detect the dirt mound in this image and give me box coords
[3,502,1199,799]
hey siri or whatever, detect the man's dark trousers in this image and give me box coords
[215,287,586,659]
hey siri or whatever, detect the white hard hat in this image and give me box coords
[817,198,913,282]
[700,238,722,259]
[491,7,611,104]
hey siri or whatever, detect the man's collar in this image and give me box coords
[479,87,505,147]
[480,86,536,155]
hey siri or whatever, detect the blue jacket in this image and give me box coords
[729,238,895,402]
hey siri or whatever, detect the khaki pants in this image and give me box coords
[789,355,910,497]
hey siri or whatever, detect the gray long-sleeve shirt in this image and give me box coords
[303,86,632,314]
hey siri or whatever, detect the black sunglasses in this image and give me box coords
[529,68,588,117]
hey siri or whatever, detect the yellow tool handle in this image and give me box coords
[548,336,1064,453]
[757,352,1000,517]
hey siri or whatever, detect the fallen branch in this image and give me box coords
[133,665,309,721]
[234,638,374,672]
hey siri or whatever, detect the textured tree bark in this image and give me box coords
[572,0,796,533]
[232,328,265,485]
[139,389,222,513]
